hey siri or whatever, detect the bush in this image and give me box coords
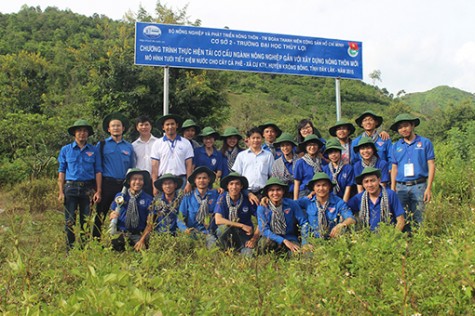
[8,177,61,212]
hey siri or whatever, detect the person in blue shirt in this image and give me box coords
[149,173,184,235]
[328,120,356,165]
[390,114,435,228]
[351,110,392,164]
[220,127,244,175]
[322,138,355,202]
[258,122,283,159]
[109,168,153,251]
[347,167,405,232]
[193,126,228,180]
[181,119,201,149]
[214,172,259,255]
[179,166,220,248]
[94,112,134,239]
[294,134,326,199]
[297,172,355,239]
[257,177,309,255]
[271,132,298,198]
[58,119,102,250]
[353,137,390,193]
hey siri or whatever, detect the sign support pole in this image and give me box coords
[163,66,170,115]
[335,77,341,121]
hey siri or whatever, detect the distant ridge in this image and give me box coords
[401,85,475,114]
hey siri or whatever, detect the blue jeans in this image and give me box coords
[64,183,93,250]
[396,182,426,228]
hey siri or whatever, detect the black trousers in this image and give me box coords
[93,178,124,239]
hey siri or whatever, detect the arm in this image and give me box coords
[58,172,65,202]
[395,215,405,231]
[379,130,390,141]
[357,184,364,193]
[293,179,301,200]
[134,213,155,251]
[329,217,356,238]
[93,172,102,203]
[257,207,285,245]
[391,163,398,191]
[215,213,252,234]
[151,159,160,196]
[343,186,351,202]
[184,158,193,194]
[424,160,435,203]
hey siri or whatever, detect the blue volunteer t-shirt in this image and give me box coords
[110,191,153,232]
[322,163,355,198]
[97,137,134,180]
[214,192,256,227]
[179,189,219,233]
[58,142,102,181]
[353,158,390,184]
[391,135,435,182]
[347,188,404,231]
[298,193,354,238]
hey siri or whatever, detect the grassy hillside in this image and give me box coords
[401,85,475,114]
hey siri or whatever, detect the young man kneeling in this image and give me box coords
[214,172,260,255]
[109,168,153,251]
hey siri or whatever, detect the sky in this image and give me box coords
[1,0,474,94]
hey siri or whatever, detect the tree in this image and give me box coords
[369,69,382,85]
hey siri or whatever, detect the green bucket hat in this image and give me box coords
[355,110,383,128]
[181,119,201,135]
[353,137,379,157]
[102,112,130,134]
[262,177,288,197]
[258,122,283,138]
[323,138,345,154]
[68,119,94,136]
[188,166,216,186]
[124,168,151,188]
[153,173,184,190]
[157,114,183,128]
[220,172,249,191]
[198,126,220,141]
[273,132,298,147]
[221,127,243,140]
[298,134,324,152]
[390,113,420,132]
[306,172,335,190]
[328,120,356,137]
[355,167,382,185]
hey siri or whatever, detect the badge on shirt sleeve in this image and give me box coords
[377,141,384,146]
[208,199,214,205]
[139,199,146,205]
[211,158,217,166]
[329,207,336,213]
[416,142,423,149]
[243,207,249,213]
[86,151,94,157]
[122,150,130,156]
[284,208,290,214]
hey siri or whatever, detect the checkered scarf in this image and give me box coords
[316,199,329,235]
[225,147,239,171]
[361,156,378,168]
[269,201,287,235]
[226,192,243,222]
[194,191,209,225]
[359,186,390,227]
[302,153,322,173]
[125,189,142,230]
[271,155,296,184]
[329,161,344,194]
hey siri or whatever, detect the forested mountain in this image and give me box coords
[0,4,474,185]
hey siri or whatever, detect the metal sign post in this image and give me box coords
[163,66,169,115]
[335,78,341,121]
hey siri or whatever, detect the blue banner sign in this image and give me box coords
[135,22,362,80]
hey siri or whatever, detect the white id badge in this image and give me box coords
[404,163,415,177]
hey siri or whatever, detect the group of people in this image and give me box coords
[58,109,435,255]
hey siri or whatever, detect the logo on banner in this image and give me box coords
[348,42,359,57]
[143,25,162,39]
